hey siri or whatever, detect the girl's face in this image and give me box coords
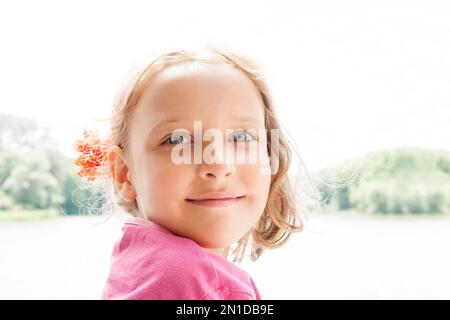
[110,62,271,255]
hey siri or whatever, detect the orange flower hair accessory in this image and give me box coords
[72,129,112,181]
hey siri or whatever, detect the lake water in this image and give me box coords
[0,212,449,299]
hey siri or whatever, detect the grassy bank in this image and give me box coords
[319,207,450,221]
[0,208,61,222]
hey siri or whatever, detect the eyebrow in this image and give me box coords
[147,119,189,136]
[147,116,264,140]
[145,119,182,143]
[234,116,264,125]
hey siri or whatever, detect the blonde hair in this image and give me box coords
[93,47,321,264]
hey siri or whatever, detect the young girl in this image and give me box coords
[73,48,311,300]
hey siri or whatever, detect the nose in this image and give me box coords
[197,137,236,180]
[199,163,236,180]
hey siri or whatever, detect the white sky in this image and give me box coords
[0,0,449,171]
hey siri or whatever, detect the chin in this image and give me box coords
[193,233,239,250]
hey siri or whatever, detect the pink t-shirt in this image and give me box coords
[102,217,262,300]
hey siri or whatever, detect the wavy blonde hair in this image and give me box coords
[97,47,320,264]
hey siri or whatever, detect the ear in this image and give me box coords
[107,145,137,202]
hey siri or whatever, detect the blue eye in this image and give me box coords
[230,130,256,143]
[162,133,191,145]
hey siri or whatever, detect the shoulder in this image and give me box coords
[143,229,221,290]
[202,254,262,300]
[201,288,258,300]
[104,223,220,300]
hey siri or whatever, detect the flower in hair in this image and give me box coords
[72,129,112,181]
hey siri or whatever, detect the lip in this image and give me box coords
[186,192,245,201]
[185,193,246,208]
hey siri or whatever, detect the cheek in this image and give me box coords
[137,155,193,207]
[240,164,271,209]
[242,161,271,185]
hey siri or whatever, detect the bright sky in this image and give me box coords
[0,0,449,171]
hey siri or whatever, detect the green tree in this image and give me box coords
[317,148,450,215]
[0,189,14,210]
[2,150,65,209]
[0,150,19,186]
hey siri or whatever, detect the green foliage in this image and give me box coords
[316,182,334,206]
[1,150,64,209]
[0,151,19,186]
[0,113,95,218]
[336,186,351,210]
[0,149,94,216]
[317,148,450,215]
[0,189,14,210]
[0,208,60,222]
[45,149,90,215]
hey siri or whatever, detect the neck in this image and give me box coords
[203,247,227,258]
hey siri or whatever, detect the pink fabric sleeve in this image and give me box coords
[201,288,258,300]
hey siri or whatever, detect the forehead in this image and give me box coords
[133,61,266,124]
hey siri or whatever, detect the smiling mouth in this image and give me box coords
[185,195,246,208]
